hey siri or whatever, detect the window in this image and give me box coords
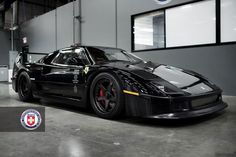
[221,0,236,43]
[52,48,90,66]
[166,0,216,47]
[133,11,165,51]
[132,0,236,52]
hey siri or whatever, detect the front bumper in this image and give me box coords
[147,101,227,119]
[125,91,228,119]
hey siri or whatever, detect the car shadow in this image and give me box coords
[117,111,226,128]
[29,98,226,128]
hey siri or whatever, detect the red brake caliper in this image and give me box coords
[99,87,103,97]
[99,87,105,106]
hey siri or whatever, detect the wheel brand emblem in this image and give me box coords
[20,109,42,130]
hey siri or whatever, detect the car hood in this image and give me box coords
[100,61,217,95]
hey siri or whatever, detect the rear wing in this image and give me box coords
[20,46,49,64]
[23,52,48,62]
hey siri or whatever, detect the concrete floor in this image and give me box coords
[0,83,235,157]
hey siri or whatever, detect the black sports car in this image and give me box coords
[12,45,227,119]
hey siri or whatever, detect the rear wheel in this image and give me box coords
[90,73,124,119]
[18,72,33,102]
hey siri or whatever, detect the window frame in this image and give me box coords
[133,10,166,50]
[131,0,236,52]
[51,47,91,67]
[220,0,236,43]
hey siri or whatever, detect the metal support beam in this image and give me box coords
[18,0,56,9]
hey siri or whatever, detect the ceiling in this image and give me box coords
[0,0,74,28]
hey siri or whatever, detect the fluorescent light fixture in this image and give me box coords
[23,37,27,44]
[9,25,18,31]
[154,0,172,5]
[181,4,192,9]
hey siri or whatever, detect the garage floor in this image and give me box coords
[0,83,235,157]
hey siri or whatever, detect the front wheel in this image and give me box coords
[18,72,33,102]
[90,73,124,119]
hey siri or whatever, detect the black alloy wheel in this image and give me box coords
[18,72,33,102]
[90,73,124,119]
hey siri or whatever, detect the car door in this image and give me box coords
[40,47,90,101]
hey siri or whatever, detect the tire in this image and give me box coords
[17,71,33,102]
[90,72,124,119]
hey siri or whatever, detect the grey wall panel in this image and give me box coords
[0,30,10,66]
[56,2,74,49]
[21,10,56,53]
[117,0,236,95]
[81,0,116,47]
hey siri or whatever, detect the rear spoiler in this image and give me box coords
[20,51,48,64]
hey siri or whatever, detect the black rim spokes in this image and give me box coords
[95,79,117,113]
[20,77,29,95]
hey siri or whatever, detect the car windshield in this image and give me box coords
[87,47,144,64]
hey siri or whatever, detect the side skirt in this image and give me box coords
[33,93,87,108]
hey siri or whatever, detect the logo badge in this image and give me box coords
[20,109,42,130]
[84,66,89,74]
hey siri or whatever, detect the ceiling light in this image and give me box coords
[9,25,18,31]
[181,4,192,9]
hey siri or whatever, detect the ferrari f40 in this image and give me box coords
[12,46,228,119]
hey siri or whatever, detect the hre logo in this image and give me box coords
[20,109,42,130]
[27,114,35,126]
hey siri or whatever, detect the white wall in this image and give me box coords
[21,0,116,52]
[21,10,56,53]
[81,0,116,47]
[21,1,80,53]
[57,1,80,49]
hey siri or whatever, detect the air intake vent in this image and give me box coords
[191,95,218,108]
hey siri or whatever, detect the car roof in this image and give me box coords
[59,45,124,52]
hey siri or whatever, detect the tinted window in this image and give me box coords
[87,47,143,64]
[52,48,90,66]
[42,52,58,64]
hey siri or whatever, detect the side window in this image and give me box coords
[51,48,90,66]
[43,52,59,64]
[74,48,90,65]
[51,53,68,65]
